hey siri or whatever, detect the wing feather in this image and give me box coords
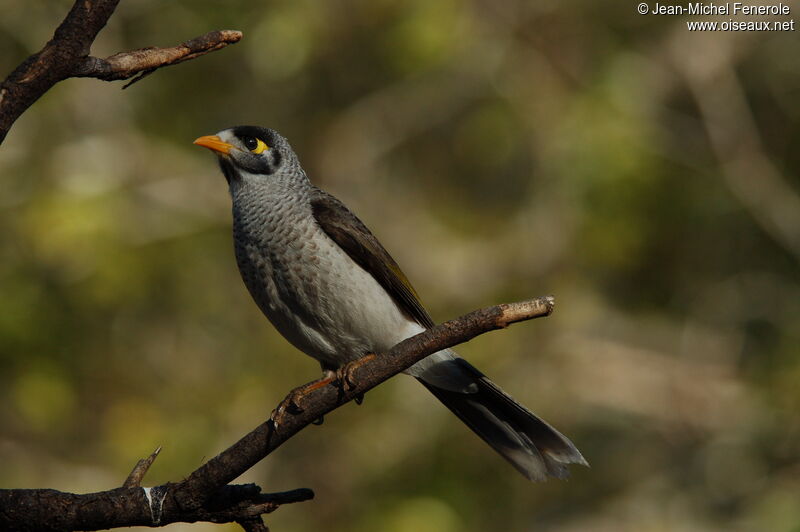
[309,188,435,329]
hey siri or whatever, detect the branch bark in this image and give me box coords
[0,0,242,144]
[0,484,312,532]
[0,296,554,531]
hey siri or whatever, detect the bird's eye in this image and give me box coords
[242,136,269,154]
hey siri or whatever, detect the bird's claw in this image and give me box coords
[335,353,377,392]
[269,392,302,430]
[269,377,334,430]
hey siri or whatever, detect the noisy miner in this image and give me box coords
[194,126,588,481]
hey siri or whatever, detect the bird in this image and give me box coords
[193,125,588,481]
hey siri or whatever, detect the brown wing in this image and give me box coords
[309,188,435,329]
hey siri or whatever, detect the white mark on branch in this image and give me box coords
[143,485,168,525]
[143,487,153,516]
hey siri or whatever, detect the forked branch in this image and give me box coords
[0,296,554,531]
[0,0,242,144]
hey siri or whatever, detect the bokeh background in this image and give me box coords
[2,1,800,530]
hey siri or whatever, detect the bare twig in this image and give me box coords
[237,517,270,532]
[169,296,555,510]
[72,30,243,88]
[0,0,241,144]
[0,296,554,530]
[123,446,162,488]
[0,485,312,532]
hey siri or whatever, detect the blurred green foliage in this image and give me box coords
[2,1,800,531]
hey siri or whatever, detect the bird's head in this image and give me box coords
[193,126,299,184]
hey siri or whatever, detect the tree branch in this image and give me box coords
[72,30,243,89]
[0,0,242,144]
[0,296,554,530]
[172,296,555,509]
[0,484,313,532]
[122,446,162,488]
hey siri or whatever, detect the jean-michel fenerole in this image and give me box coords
[650,2,790,15]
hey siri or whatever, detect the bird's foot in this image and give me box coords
[269,376,334,430]
[335,353,377,392]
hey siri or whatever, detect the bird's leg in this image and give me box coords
[269,376,335,429]
[270,354,376,430]
[335,353,377,393]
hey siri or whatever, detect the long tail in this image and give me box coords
[415,357,588,481]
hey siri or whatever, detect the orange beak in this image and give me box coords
[193,135,235,155]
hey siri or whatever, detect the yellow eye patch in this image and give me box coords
[251,138,269,154]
